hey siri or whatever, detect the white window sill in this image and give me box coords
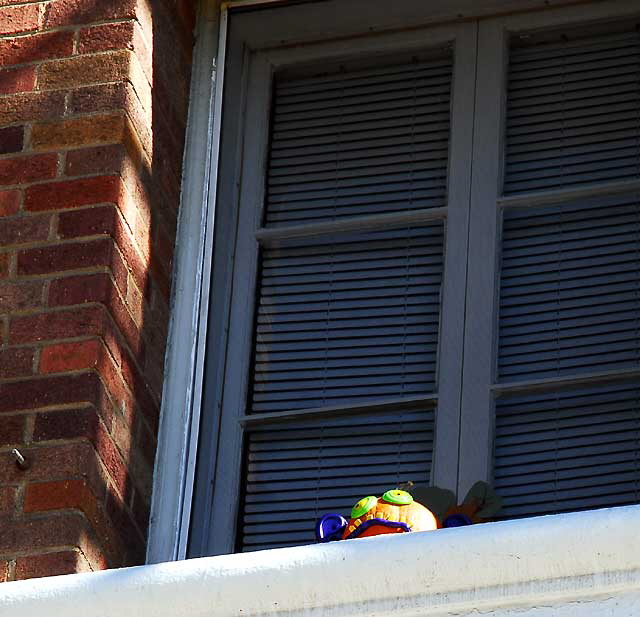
[3,505,640,617]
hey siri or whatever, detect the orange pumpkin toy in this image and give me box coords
[315,489,438,542]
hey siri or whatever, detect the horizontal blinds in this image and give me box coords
[498,193,640,382]
[250,224,444,413]
[236,53,449,552]
[494,382,640,518]
[266,53,452,225]
[504,27,640,194]
[238,408,434,552]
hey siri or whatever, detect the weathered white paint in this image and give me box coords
[4,506,640,617]
[146,0,223,564]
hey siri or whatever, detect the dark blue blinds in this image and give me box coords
[241,408,434,551]
[504,26,640,194]
[495,22,640,518]
[495,383,640,518]
[237,52,452,551]
[265,56,452,225]
[499,193,640,382]
[250,225,444,414]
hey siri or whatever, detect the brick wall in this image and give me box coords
[0,0,196,580]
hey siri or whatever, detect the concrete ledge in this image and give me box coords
[2,506,640,617]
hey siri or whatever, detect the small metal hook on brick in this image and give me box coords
[11,448,29,471]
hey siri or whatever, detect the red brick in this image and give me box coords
[0,126,23,155]
[42,0,137,28]
[18,238,113,275]
[33,407,98,442]
[0,154,57,186]
[80,20,152,81]
[105,488,145,553]
[68,82,152,157]
[22,477,125,570]
[48,273,142,355]
[24,176,120,212]
[0,252,9,278]
[0,65,36,95]
[37,50,132,90]
[14,551,88,579]
[116,221,148,292]
[0,414,24,446]
[1,511,104,561]
[48,272,110,306]
[0,347,34,379]
[24,478,96,513]
[0,91,65,125]
[0,0,38,6]
[0,213,50,246]
[69,81,142,116]
[1,441,101,486]
[0,189,20,216]
[31,113,127,151]
[0,373,97,413]
[120,358,159,431]
[96,425,129,499]
[58,205,116,238]
[177,0,196,34]
[65,144,126,178]
[0,4,40,36]
[0,30,74,66]
[40,339,100,373]
[58,204,148,293]
[79,21,136,54]
[0,280,43,311]
[10,305,106,344]
[0,485,16,515]
[94,338,136,416]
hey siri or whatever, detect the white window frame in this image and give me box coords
[146,0,640,564]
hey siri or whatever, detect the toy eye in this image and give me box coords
[351,496,377,518]
[382,489,413,505]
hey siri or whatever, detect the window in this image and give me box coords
[185,0,640,557]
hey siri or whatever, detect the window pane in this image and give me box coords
[238,407,434,551]
[498,193,640,382]
[494,382,640,518]
[250,225,444,413]
[504,24,640,194]
[266,52,452,226]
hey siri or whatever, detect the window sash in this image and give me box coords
[190,20,477,557]
[459,0,640,500]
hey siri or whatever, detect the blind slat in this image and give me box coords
[504,26,640,194]
[494,383,640,518]
[238,409,434,552]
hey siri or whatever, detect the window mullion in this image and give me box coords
[429,22,478,492]
[457,17,507,499]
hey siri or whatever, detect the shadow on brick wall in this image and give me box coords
[0,0,196,579]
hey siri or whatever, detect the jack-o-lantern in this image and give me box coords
[315,489,437,542]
